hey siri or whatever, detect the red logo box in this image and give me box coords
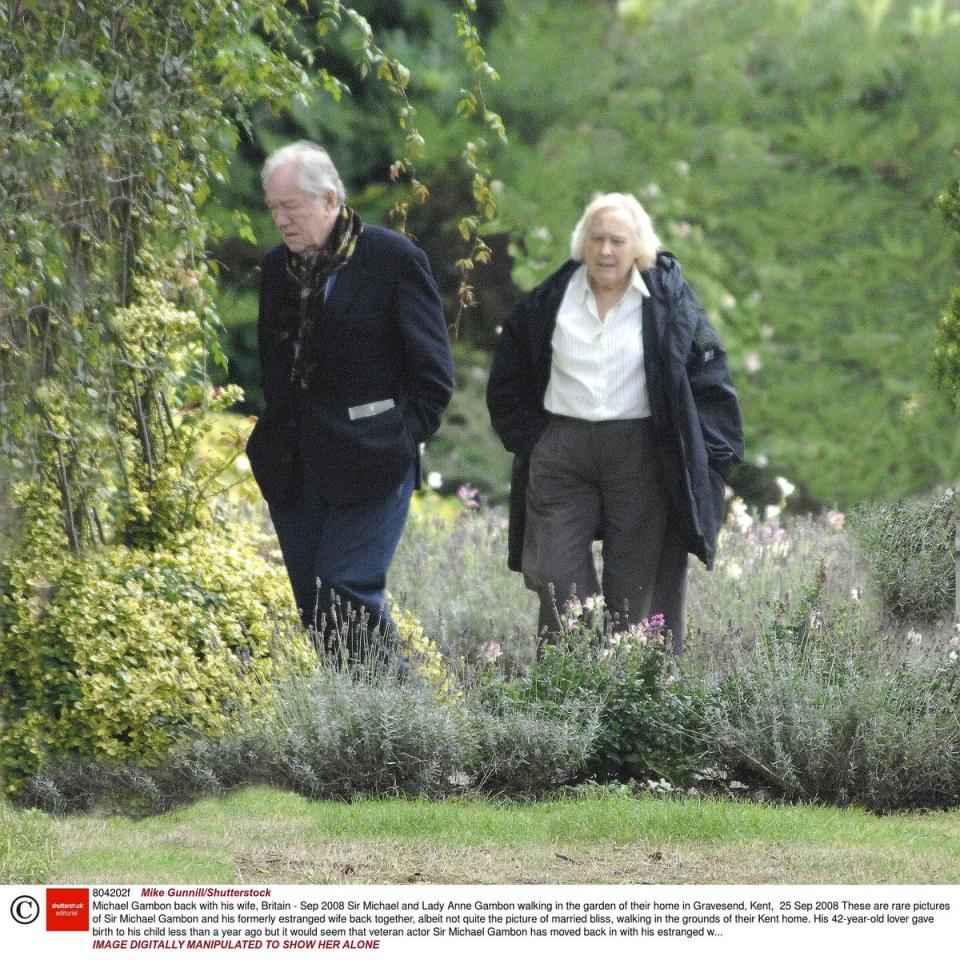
[46,888,90,931]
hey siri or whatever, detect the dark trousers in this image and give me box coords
[522,415,688,654]
[269,464,415,652]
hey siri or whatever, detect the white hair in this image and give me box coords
[261,141,346,204]
[569,192,661,269]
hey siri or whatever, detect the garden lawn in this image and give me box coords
[4,787,960,886]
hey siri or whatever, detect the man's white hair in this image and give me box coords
[261,140,346,204]
[569,192,661,269]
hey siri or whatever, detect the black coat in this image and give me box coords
[486,253,743,571]
[247,224,454,507]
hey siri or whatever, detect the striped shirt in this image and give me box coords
[544,263,651,421]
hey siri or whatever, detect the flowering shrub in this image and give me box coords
[478,597,707,785]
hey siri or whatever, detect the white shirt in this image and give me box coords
[544,264,651,421]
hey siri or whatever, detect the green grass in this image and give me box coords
[4,786,959,885]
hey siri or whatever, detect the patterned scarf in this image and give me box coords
[287,204,363,391]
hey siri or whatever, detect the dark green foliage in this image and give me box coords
[421,342,513,503]
[209,1,960,509]
[851,489,956,621]
[589,662,707,787]
[480,0,960,506]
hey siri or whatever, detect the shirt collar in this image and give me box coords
[574,263,650,301]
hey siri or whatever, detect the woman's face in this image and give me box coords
[584,206,639,293]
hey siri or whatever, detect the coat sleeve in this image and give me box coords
[395,244,454,445]
[682,283,744,479]
[486,297,545,457]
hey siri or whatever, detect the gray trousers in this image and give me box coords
[522,415,688,654]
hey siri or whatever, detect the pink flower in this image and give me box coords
[826,510,845,531]
[457,484,481,510]
[642,613,665,633]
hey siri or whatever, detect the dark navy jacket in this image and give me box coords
[486,253,743,570]
[247,224,454,506]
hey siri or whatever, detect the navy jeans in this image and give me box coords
[270,464,415,654]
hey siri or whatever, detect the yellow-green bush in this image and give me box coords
[0,502,313,794]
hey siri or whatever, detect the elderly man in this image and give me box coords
[487,193,743,653]
[246,141,453,653]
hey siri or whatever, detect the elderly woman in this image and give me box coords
[486,193,743,653]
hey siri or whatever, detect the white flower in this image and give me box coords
[726,561,743,580]
[745,352,762,374]
[426,471,443,490]
[775,476,796,499]
[235,454,250,472]
[730,497,753,532]
[850,587,862,603]
[643,182,661,199]
[669,220,692,239]
[907,629,923,646]
[950,651,958,662]
[754,453,769,468]
[482,640,502,662]
[674,159,690,176]
[721,293,737,311]
[764,504,781,521]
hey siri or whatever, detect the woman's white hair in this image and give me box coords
[569,192,661,269]
[261,141,346,205]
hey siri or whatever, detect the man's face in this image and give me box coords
[584,206,639,292]
[265,163,340,254]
